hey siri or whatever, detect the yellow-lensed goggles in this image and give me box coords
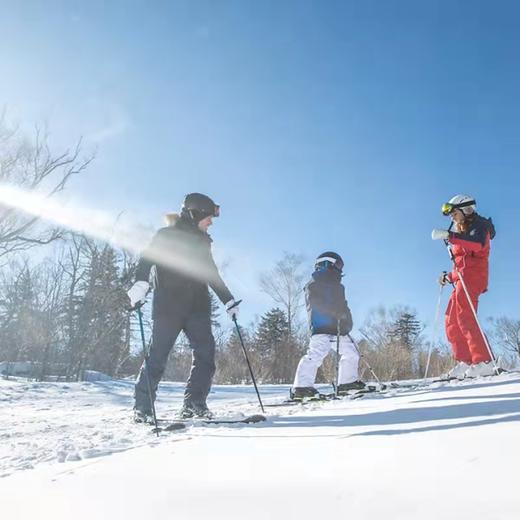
[441,199,475,216]
[441,203,454,216]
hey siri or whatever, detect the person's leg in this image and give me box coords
[134,313,183,413]
[456,281,492,364]
[183,311,216,407]
[292,334,332,389]
[337,335,361,385]
[445,289,472,364]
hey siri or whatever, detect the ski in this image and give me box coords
[265,385,383,408]
[196,413,266,425]
[389,369,513,390]
[152,422,186,433]
[155,413,267,432]
[264,392,336,408]
[388,376,462,390]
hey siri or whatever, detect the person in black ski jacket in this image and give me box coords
[291,252,364,398]
[127,193,239,421]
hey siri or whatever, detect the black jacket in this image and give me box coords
[135,215,233,317]
[305,268,353,336]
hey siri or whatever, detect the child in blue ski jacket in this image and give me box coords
[292,252,363,398]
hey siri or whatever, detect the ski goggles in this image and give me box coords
[186,204,220,222]
[316,256,344,272]
[441,200,475,216]
[198,204,220,218]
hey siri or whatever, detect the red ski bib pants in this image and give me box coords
[445,227,492,364]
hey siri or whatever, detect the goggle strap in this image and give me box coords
[454,199,476,209]
[316,256,339,265]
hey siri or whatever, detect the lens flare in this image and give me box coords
[0,182,150,253]
[0,182,215,283]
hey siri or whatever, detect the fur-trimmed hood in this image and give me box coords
[164,212,181,227]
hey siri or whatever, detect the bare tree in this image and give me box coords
[0,114,93,258]
[358,305,444,380]
[259,252,306,337]
[489,317,520,364]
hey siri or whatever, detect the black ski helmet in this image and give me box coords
[315,251,344,272]
[181,193,220,223]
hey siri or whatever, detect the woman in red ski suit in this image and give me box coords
[432,195,496,379]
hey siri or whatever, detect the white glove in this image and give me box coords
[127,281,150,308]
[431,229,449,241]
[225,299,240,320]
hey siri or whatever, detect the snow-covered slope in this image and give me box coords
[2,374,520,519]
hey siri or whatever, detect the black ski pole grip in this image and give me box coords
[227,299,242,310]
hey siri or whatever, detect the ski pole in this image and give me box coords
[443,240,498,373]
[424,282,445,379]
[347,333,382,384]
[335,319,341,397]
[136,304,159,436]
[232,315,265,413]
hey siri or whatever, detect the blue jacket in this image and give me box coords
[305,268,353,336]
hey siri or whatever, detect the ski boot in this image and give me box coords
[465,361,496,378]
[290,387,318,401]
[444,361,470,380]
[133,408,154,424]
[337,380,366,396]
[178,400,214,419]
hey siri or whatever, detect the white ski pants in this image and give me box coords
[293,334,360,388]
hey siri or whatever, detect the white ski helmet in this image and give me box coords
[442,194,476,216]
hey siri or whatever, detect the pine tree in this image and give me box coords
[74,244,127,378]
[389,311,423,351]
[0,262,55,379]
[254,308,290,382]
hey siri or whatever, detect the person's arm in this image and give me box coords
[448,217,493,253]
[206,248,234,305]
[128,229,164,307]
[134,229,164,283]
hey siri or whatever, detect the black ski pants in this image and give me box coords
[134,311,216,413]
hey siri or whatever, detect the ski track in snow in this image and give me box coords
[0,379,292,477]
[2,374,520,479]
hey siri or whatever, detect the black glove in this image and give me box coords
[439,271,452,286]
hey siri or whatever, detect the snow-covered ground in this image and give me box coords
[2,373,520,519]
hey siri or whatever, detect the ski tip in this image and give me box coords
[162,422,187,432]
[245,414,267,423]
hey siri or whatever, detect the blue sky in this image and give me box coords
[1,0,519,333]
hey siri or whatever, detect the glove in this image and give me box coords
[431,229,449,241]
[225,299,240,321]
[439,271,452,286]
[127,281,150,308]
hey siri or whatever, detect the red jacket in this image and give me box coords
[448,214,495,291]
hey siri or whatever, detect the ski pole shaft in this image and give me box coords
[443,241,497,370]
[335,319,341,397]
[347,333,382,384]
[137,305,159,436]
[232,317,265,413]
[424,283,444,379]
